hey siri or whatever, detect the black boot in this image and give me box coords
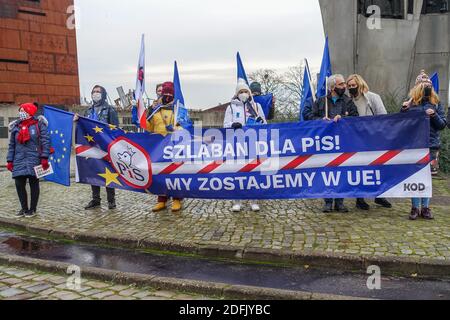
[375,198,392,208]
[335,200,349,213]
[356,198,370,211]
[108,201,117,210]
[85,200,101,210]
[322,202,333,213]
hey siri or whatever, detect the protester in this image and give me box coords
[82,85,120,210]
[6,103,51,217]
[401,70,447,220]
[224,80,267,212]
[346,74,392,210]
[250,82,275,120]
[146,82,183,213]
[308,74,359,213]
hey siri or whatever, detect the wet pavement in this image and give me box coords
[1,231,449,300]
[0,170,450,262]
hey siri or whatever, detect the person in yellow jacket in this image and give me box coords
[146,82,183,213]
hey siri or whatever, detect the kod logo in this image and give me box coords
[404,183,426,192]
[108,137,152,189]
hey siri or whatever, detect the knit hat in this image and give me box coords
[236,80,251,96]
[161,82,174,96]
[415,70,433,86]
[250,82,262,95]
[20,103,38,116]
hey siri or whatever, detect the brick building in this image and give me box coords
[0,0,79,146]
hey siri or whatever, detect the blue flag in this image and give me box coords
[254,94,273,119]
[173,61,193,129]
[316,36,332,98]
[43,106,74,186]
[237,52,249,84]
[430,72,439,94]
[300,65,313,122]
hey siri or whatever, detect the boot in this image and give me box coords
[152,201,167,212]
[335,203,349,213]
[409,208,420,221]
[356,198,370,211]
[108,201,117,210]
[322,202,333,213]
[171,199,182,212]
[421,208,434,220]
[85,200,101,210]
[16,209,27,217]
[375,198,392,208]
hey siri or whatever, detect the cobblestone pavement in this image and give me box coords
[0,171,449,261]
[0,264,209,300]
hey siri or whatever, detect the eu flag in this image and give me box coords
[316,36,332,98]
[43,106,74,186]
[300,63,313,121]
[253,94,273,119]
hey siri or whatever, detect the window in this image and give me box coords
[0,117,4,127]
[422,0,448,13]
[359,0,405,19]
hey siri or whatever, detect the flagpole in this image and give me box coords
[325,76,329,120]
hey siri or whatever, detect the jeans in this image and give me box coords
[15,176,40,211]
[411,198,430,209]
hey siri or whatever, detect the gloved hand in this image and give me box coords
[41,158,50,170]
[6,162,13,172]
[255,116,264,124]
[166,125,175,132]
[231,122,243,129]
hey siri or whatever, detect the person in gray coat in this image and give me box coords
[80,85,119,210]
[6,103,51,217]
[346,74,393,211]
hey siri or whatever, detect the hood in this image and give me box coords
[92,85,108,107]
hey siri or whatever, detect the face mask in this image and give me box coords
[349,87,359,97]
[334,87,346,97]
[239,93,250,103]
[19,111,30,121]
[92,92,102,103]
[162,95,173,105]
[424,86,432,98]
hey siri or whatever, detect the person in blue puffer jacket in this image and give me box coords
[6,103,51,218]
[401,70,447,221]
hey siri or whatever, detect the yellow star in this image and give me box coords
[84,135,95,143]
[109,124,117,130]
[98,168,122,187]
[93,126,104,134]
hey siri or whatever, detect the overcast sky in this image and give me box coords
[74,0,325,109]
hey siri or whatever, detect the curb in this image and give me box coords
[0,217,449,280]
[0,253,366,300]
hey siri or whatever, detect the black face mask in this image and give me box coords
[349,87,359,97]
[162,95,173,105]
[334,87,346,97]
[424,87,432,98]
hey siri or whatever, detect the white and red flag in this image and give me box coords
[135,34,147,129]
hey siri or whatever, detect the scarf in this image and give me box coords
[17,118,38,144]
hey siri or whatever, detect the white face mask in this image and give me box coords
[238,93,250,103]
[19,111,30,121]
[92,92,102,103]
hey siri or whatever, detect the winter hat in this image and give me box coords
[20,103,38,116]
[161,82,174,96]
[415,70,432,86]
[250,82,262,95]
[236,80,251,96]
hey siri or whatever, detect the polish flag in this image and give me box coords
[135,34,147,129]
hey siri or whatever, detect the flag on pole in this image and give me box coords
[430,72,439,94]
[316,36,332,98]
[173,61,193,129]
[237,52,249,84]
[299,60,313,122]
[135,34,147,129]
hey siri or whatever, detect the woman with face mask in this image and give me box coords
[224,80,267,213]
[401,70,447,221]
[146,82,184,213]
[6,103,51,218]
[346,74,392,211]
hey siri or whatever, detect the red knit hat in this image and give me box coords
[161,82,174,96]
[20,103,38,116]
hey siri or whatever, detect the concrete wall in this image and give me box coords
[319,0,449,108]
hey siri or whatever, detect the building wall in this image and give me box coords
[0,0,80,106]
[319,0,449,108]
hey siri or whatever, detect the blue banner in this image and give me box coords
[43,106,73,186]
[73,111,432,200]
